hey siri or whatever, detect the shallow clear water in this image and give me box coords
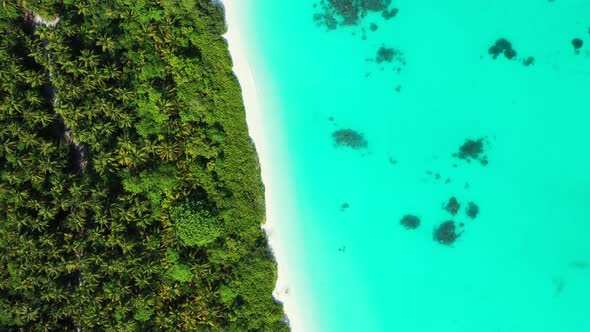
[236,1,590,331]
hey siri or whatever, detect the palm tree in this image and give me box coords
[78,49,100,68]
[23,70,46,88]
[96,35,116,54]
[92,151,115,175]
[154,141,180,161]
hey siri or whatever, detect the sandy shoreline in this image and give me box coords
[220,1,309,331]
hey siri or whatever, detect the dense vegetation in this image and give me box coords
[0,0,287,330]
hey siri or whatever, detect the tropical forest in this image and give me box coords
[0,0,287,330]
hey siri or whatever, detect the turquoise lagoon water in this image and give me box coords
[233,1,590,331]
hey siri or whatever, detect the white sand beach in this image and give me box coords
[221,1,312,331]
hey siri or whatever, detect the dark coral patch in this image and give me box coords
[400,214,420,229]
[572,38,583,49]
[363,0,389,11]
[466,202,479,219]
[371,45,405,70]
[376,46,395,63]
[314,12,338,30]
[382,7,399,20]
[453,137,489,165]
[445,197,460,215]
[480,156,489,166]
[313,0,398,30]
[504,47,517,59]
[457,139,483,158]
[332,129,368,149]
[488,38,517,60]
[522,56,535,66]
[572,38,583,53]
[433,220,463,245]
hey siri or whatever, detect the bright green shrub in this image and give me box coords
[133,308,154,322]
[170,202,222,247]
[122,164,177,210]
[166,264,192,282]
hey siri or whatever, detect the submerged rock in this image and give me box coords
[433,220,463,245]
[332,129,368,149]
[400,214,420,229]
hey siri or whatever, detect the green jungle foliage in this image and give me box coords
[0,0,288,330]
